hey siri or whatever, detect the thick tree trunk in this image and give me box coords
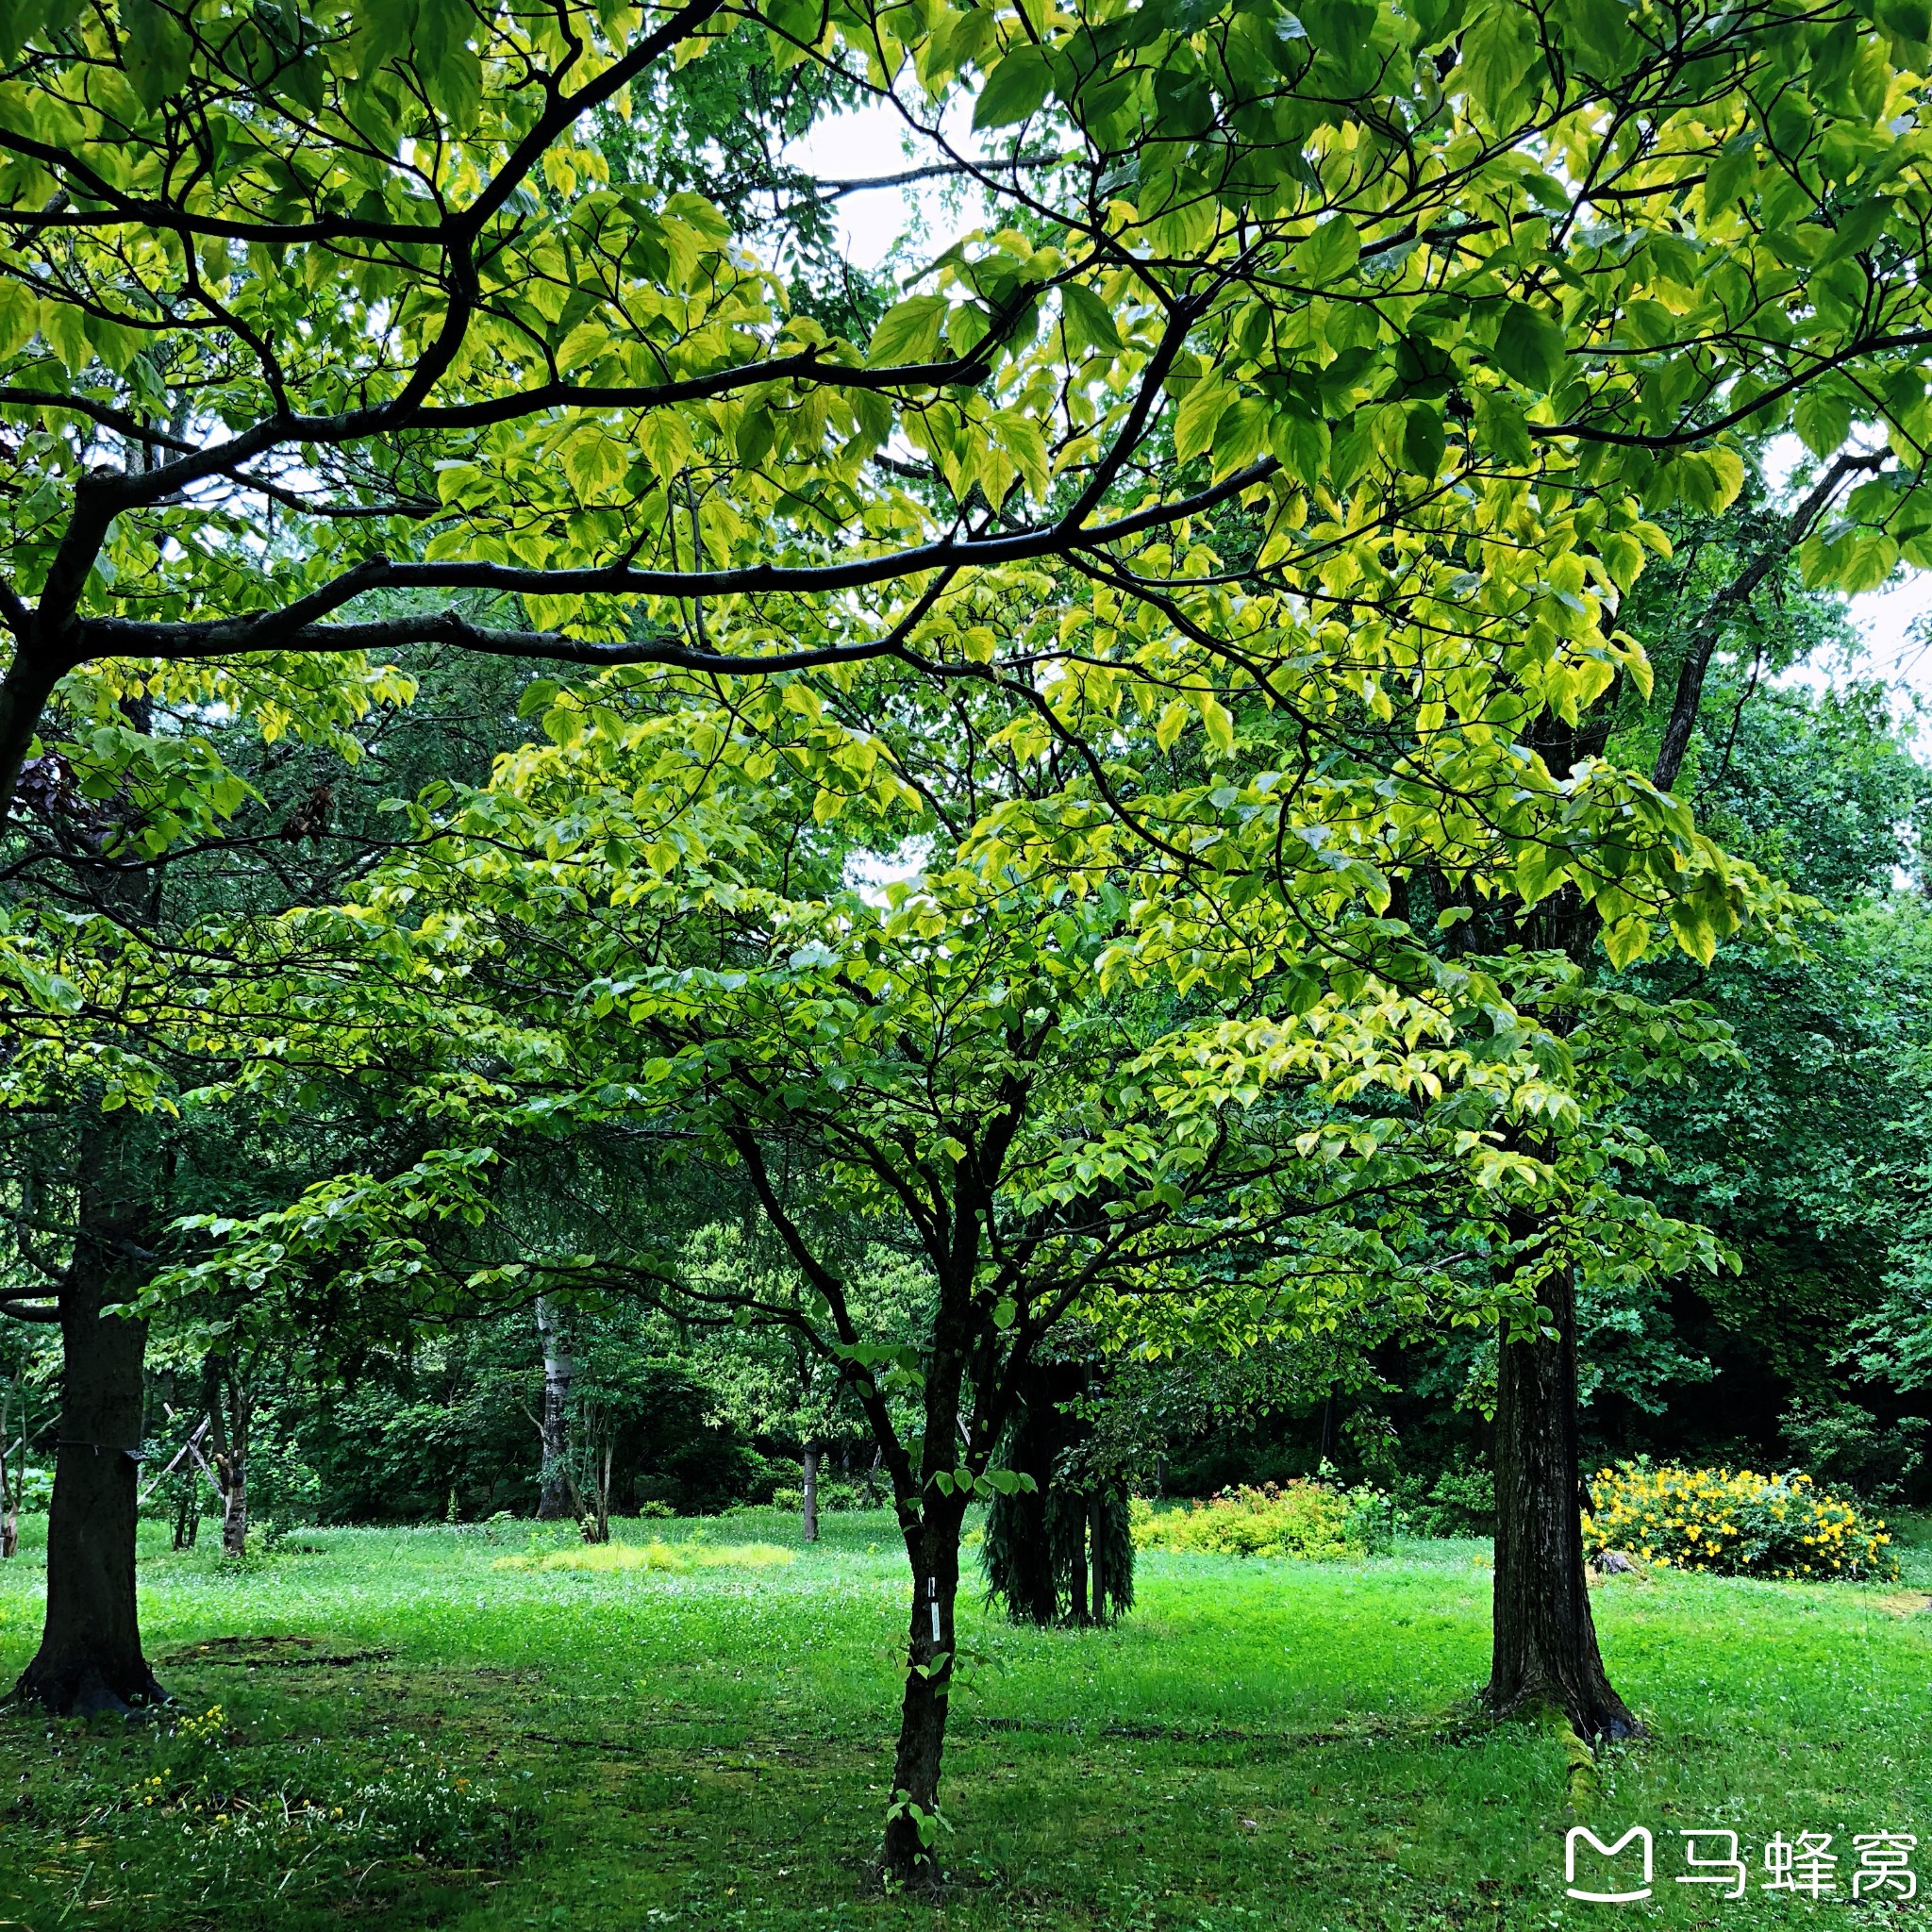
[534,1296,575,1520]
[13,1198,163,1712]
[882,1507,964,1891]
[1486,1252,1635,1740]
[801,1442,819,1543]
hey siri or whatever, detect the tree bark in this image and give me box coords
[172,1484,197,1551]
[534,1295,575,1520]
[220,1459,247,1558]
[203,1355,250,1561]
[1089,1492,1105,1625]
[801,1442,819,1543]
[882,1503,965,1892]
[0,1375,16,1559]
[1486,1240,1635,1740]
[12,1163,164,1713]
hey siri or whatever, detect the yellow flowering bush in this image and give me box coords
[1131,1481,1392,1560]
[1584,1462,1898,1582]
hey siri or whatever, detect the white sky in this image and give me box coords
[788,100,925,270]
[789,111,1932,712]
[1847,575,1932,696]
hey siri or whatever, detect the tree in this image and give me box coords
[0,645,542,1709]
[532,1294,576,1519]
[8,0,1932,1759]
[982,1350,1136,1627]
[2,0,1921,908]
[167,677,1740,1885]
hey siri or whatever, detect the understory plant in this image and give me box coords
[1584,1462,1899,1581]
[1132,1480,1393,1560]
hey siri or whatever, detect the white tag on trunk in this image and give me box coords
[930,1603,941,1643]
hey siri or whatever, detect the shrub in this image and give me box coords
[1584,1461,1899,1582]
[1131,1480,1391,1560]
[1395,1465,1494,1539]
[1780,1400,1928,1507]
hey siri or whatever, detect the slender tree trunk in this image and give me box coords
[203,1356,250,1561]
[534,1296,575,1520]
[882,1501,965,1891]
[801,1442,819,1543]
[218,1394,249,1561]
[1069,1507,1089,1624]
[1089,1492,1105,1625]
[220,1462,247,1558]
[1486,1241,1635,1740]
[12,1164,164,1713]
[0,1380,14,1559]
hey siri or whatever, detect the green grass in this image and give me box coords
[0,1507,1927,1930]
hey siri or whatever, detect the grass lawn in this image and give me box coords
[0,1508,1927,1930]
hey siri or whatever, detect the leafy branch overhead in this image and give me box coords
[0,0,1924,974]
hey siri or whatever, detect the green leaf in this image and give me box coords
[974,45,1051,128]
[1703,144,1757,215]
[1492,300,1566,391]
[1403,402,1446,477]
[995,409,1050,497]
[1792,388,1852,458]
[1059,281,1122,354]
[121,0,192,108]
[1173,380,1234,465]
[1211,396,1270,477]
[1269,410,1331,485]
[1458,0,1540,120]
[1599,530,1644,591]
[1876,0,1931,45]
[0,280,36,358]
[1292,217,1360,281]
[1601,915,1651,970]
[1474,390,1532,465]
[40,301,90,375]
[1666,446,1746,514]
[1667,900,1718,968]
[1558,0,1627,69]
[736,401,776,466]
[868,294,949,366]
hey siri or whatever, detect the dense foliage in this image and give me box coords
[1130,1482,1393,1561]
[4,0,1932,1883]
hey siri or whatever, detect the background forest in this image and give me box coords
[5,0,1932,1921]
[10,531,1922,1546]
[0,0,1928,1591]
